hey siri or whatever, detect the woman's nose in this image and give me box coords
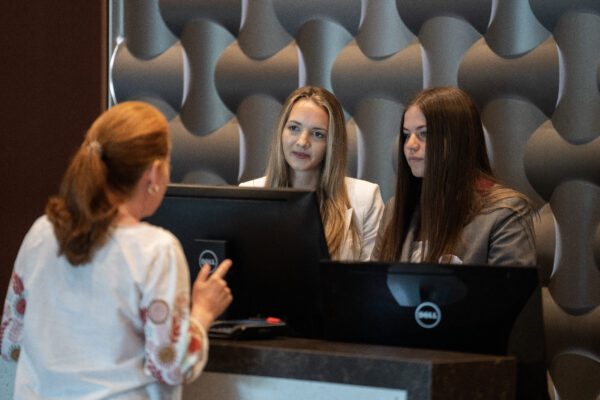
[296,131,311,148]
[405,133,420,150]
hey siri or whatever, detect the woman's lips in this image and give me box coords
[292,151,309,159]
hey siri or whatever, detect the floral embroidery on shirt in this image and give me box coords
[139,307,147,326]
[14,297,26,317]
[147,357,167,384]
[188,320,203,352]
[143,293,205,385]
[170,314,181,343]
[147,299,169,324]
[9,345,20,362]
[1,272,25,362]
[157,344,177,366]
[188,335,202,353]
[13,274,24,294]
[0,320,10,360]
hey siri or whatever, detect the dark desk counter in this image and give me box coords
[184,337,516,400]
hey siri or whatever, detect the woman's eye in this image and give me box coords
[313,131,326,140]
[287,124,299,133]
[402,130,426,141]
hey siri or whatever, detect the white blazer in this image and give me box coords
[240,176,384,261]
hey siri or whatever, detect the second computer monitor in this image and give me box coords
[145,184,330,337]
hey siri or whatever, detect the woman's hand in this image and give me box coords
[190,259,233,332]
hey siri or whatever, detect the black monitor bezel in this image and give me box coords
[145,183,330,337]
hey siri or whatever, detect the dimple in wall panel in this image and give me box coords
[109,1,600,398]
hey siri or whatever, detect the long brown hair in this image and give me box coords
[264,86,358,258]
[378,86,532,262]
[46,101,170,265]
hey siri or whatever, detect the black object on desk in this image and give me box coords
[209,318,288,340]
[144,184,330,338]
[318,261,548,400]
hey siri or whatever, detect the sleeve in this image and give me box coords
[0,219,41,363]
[1,271,26,362]
[359,184,385,261]
[140,235,209,385]
[487,205,537,266]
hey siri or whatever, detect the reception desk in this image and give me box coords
[184,337,516,400]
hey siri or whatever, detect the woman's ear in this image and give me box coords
[143,160,162,192]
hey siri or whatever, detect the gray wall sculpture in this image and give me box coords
[109,1,600,398]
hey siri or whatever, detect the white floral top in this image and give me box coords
[1,216,208,400]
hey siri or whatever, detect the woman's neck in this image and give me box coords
[289,169,320,190]
[115,201,142,226]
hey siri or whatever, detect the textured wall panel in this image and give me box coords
[159,0,242,37]
[486,0,550,58]
[525,124,600,201]
[179,20,235,135]
[480,98,547,206]
[420,16,481,88]
[170,116,239,185]
[548,182,600,313]
[543,288,600,399]
[535,205,557,284]
[238,0,290,59]
[356,0,414,58]
[551,12,600,144]
[396,0,491,35]
[459,37,559,117]
[273,0,361,37]
[109,1,600,398]
[111,42,184,112]
[236,95,283,181]
[124,0,177,59]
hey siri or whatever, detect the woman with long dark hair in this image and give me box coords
[373,86,536,265]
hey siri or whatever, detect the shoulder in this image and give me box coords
[239,176,267,187]
[14,215,57,262]
[480,188,533,216]
[469,189,534,235]
[21,215,56,249]
[31,215,53,235]
[114,222,181,252]
[344,177,382,201]
[344,177,384,212]
[108,223,187,275]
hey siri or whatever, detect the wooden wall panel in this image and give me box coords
[0,1,107,296]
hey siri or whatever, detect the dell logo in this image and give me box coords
[199,250,218,272]
[415,302,441,329]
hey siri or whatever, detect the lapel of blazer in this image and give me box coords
[338,207,356,260]
[344,207,353,231]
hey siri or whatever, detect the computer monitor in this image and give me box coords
[318,261,548,399]
[145,184,330,337]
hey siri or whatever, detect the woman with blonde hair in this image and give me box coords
[1,101,232,399]
[373,86,536,265]
[241,86,384,261]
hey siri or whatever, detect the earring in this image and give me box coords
[147,184,159,194]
